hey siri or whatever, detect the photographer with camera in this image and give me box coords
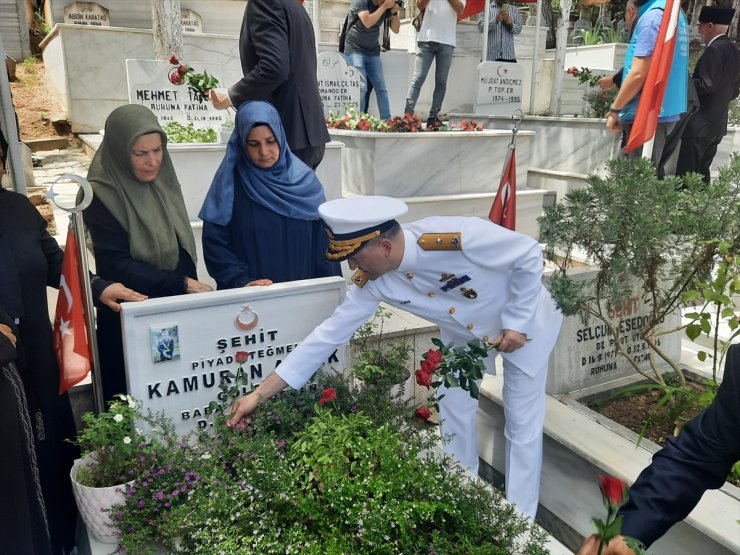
[343,0,401,120]
[478,0,522,62]
[404,0,466,128]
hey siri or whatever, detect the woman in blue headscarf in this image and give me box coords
[200,101,339,289]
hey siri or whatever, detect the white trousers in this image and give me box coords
[438,357,548,519]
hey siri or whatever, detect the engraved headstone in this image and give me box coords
[317,52,361,117]
[181,9,203,34]
[474,61,524,116]
[63,1,110,27]
[120,279,349,436]
[126,59,226,130]
[546,268,682,395]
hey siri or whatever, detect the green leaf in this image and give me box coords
[697,351,707,362]
[444,374,459,388]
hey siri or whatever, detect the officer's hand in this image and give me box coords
[227,393,260,427]
[209,88,233,110]
[245,279,274,287]
[577,534,636,555]
[490,329,526,353]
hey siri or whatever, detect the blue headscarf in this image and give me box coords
[199,101,326,226]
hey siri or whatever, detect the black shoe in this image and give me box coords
[426,116,441,130]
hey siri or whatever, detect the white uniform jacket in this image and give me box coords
[276,216,562,389]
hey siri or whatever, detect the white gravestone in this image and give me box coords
[120,278,349,436]
[126,59,226,130]
[474,61,524,116]
[181,9,203,34]
[317,52,361,117]
[546,269,682,395]
[63,1,110,27]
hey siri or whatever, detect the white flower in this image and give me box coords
[123,436,132,445]
[135,428,143,436]
[200,452,212,460]
[113,413,124,423]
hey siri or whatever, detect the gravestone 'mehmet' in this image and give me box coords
[546,267,682,395]
[63,1,110,27]
[120,278,349,436]
[126,59,226,129]
[317,52,361,117]
[474,61,524,116]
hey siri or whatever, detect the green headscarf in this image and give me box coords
[85,105,197,271]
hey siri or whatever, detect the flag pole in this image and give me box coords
[71,211,104,414]
[48,174,104,413]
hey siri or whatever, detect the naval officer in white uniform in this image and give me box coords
[228,196,563,518]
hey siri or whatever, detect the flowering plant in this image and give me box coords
[591,475,646,555]
[167,55,219,103]
[326,106,389,131]
[566,66,617,118]
[71,394,173,488]
[450,118,485,132]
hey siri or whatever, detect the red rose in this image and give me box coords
[169,55,179,65]
[420,359,435,375]
[169,73,182,85]
[598,475,627,506]
[235,351,249,365]
[178,64,188,76]
[424,349,443,369]
[318,387,337,405]
[567,66,576,75]
[415,368,433,388]
[415,406,432,421]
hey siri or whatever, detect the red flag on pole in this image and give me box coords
[625,0,681,153]
[458,0,536,22]
[489,145,516,230]
[53,227,92,394]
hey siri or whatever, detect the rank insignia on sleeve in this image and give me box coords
[417,233,463,251]
[351,269,369,288]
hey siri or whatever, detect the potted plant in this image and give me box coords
[70,394,175,543]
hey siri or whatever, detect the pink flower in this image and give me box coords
[318,387,337,405]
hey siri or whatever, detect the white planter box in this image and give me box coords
[477,373,740,554]
[328,128,533,197]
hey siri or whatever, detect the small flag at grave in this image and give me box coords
[489,145,516,230]
[53,227,92,394]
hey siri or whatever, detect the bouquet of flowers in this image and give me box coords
[168,55,219,104]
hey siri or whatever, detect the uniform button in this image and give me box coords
[428,292,435,297]
[467,323,474,330]
[406,272,414,279]
[448,307,456,314]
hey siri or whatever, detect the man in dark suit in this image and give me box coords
[578,343,740,554]
[209,0,330,170]
[676,6,740,183]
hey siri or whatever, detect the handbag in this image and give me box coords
[412,8,425,32]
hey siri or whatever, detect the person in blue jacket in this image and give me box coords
[200,101,340,290]
[578,343,740,554]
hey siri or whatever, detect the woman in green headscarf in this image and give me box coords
[84,104,212,401]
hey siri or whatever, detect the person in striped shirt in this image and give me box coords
[477,0,522,62]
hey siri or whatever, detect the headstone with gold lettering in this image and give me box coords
[63,1,111,27]
[317,52,361,118]
[181,9,203,34]
[120,278,349,436]
[126,59,226,130]
[474,61,523,116]
[546,268,682,395]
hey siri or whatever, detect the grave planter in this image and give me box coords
[477,374,740,554]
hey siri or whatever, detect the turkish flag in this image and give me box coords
[489,145,516,230]
[53,227,92,394]
[625,0,681,153]
[458,0,536,22]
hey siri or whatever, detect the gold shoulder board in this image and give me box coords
[351,269,369,288]
[417,233,462,251]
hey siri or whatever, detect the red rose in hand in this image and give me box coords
[235,351,249,365]
[169,55,179,65]
[178,64,188,76]
[169,73,183,85]
[599,475,627,507]
[415,368,433,388]
[424,348,443,369]
[415,406,432,421]
[319,387,337,405]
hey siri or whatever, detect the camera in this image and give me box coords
[395,0,405,8]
